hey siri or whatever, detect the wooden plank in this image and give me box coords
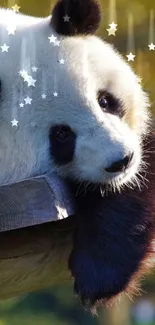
[0,217,74,300]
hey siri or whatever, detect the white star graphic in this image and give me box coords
[7,24,16,35]
[19,70,28,79]
[32,66,38,72]
[19,103,24,108]
[54,40,61,47]
[11,119,19,127]
[19,70,36,86]
[24,96,32,105]
[59,59,65,64]
[53,92,58,97]
[48,35,57,44]
[23,74,30,82]
[41,94,47,99]
[107,22,117,36]
[107,28,117,36]
[12,4,20,12]
[126,52,135,61]
[1,44,10,52]
[63,15,70,22]
[27,76,36,87]
[136,76,142,84]
[109,22,117,29]
[148,43,155,50]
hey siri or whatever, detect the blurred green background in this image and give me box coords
[0,0,155,324]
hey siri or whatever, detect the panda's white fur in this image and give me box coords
[0,9,150,190]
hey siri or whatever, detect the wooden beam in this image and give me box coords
[0,217,75,300]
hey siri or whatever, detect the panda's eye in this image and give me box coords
[98,95,109,109]
[55,125,72,141]
[98,91,124,117]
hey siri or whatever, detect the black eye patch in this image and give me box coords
[49,125,76,166]
[98,90,124,118]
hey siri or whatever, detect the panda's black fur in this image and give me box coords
[50,128,155,311]
[51,0,101,36]
[68,136,155,310]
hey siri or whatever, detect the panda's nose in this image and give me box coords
[105,152,134,173]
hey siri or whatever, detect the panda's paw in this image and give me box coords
[69,249,128,308]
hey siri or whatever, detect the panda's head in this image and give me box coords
[0,0,150,188]
[49,0,150,191]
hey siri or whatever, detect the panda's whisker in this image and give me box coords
[134,177,142,191]
[75,181,84,197]
[100,185,105,197]
[136,172,149,187]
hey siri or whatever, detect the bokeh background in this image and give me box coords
[0,0,155,324]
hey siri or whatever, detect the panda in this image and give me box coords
[0,0,155,313]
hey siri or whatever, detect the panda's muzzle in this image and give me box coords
[105,152,134,173]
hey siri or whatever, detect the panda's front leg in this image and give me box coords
[68,186,154,310]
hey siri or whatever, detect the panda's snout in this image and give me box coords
[105,152,134,173]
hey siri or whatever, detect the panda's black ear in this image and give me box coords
[51,0,101,36]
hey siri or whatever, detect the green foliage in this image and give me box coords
[0,286,98,325]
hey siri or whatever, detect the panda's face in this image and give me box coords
[0,7,149,188]
[49,36,150,190]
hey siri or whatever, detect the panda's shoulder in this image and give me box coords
[0,8,24,26]
[0,8,43,28]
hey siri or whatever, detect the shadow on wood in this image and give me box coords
[0,216,75,300]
